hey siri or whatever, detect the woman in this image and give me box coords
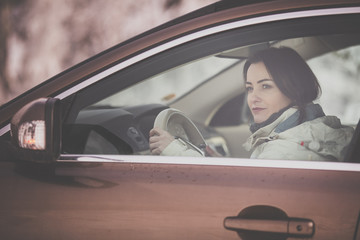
[242,47,353,161]
[150,47,354,161]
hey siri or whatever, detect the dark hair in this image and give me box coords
[243,47,321,121]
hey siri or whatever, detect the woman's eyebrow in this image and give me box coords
[246,79,272,85]
[257,79,272,84]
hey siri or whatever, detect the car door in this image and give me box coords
[1,3,360,240]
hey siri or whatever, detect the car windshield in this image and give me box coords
[92,56,238,107]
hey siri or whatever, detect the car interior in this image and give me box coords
[61,32,360,162]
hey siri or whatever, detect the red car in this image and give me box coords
[1,0,360,239]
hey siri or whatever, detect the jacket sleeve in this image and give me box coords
[161,139,203,157]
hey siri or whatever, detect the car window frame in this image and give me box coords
[57,11,360,165]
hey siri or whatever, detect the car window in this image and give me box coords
[62,15,360,163]
[308,45,360,125]
[93,57,238,107]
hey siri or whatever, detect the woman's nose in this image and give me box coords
[248,90,261,104]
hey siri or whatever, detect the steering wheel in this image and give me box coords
[153,108,207,156]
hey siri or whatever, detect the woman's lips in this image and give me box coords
[252,107,265,114]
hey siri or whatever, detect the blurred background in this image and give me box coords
[0,0,217,105]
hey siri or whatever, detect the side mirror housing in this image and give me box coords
[10,98,61,162]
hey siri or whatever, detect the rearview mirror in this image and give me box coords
[10,98,61,162]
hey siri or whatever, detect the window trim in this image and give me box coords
[58,154,360,172]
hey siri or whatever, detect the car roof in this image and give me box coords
[122,0,274,44]
[117,0,359,47]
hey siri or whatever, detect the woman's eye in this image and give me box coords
[262,84,272,89]
[246,86,253,92]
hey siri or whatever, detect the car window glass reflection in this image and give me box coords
[308,45,360,125]
[93,57,238,107]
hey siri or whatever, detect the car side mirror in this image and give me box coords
[10,98,62,162]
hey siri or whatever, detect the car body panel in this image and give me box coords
[1,157,360,239]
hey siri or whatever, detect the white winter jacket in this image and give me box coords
[243,104,354,161]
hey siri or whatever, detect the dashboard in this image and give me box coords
[62,104,230,156]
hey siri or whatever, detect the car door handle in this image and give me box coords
[224,217,315,237]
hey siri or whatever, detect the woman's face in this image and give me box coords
[246,61,292,123]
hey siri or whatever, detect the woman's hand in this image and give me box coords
[149,128,175,155]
